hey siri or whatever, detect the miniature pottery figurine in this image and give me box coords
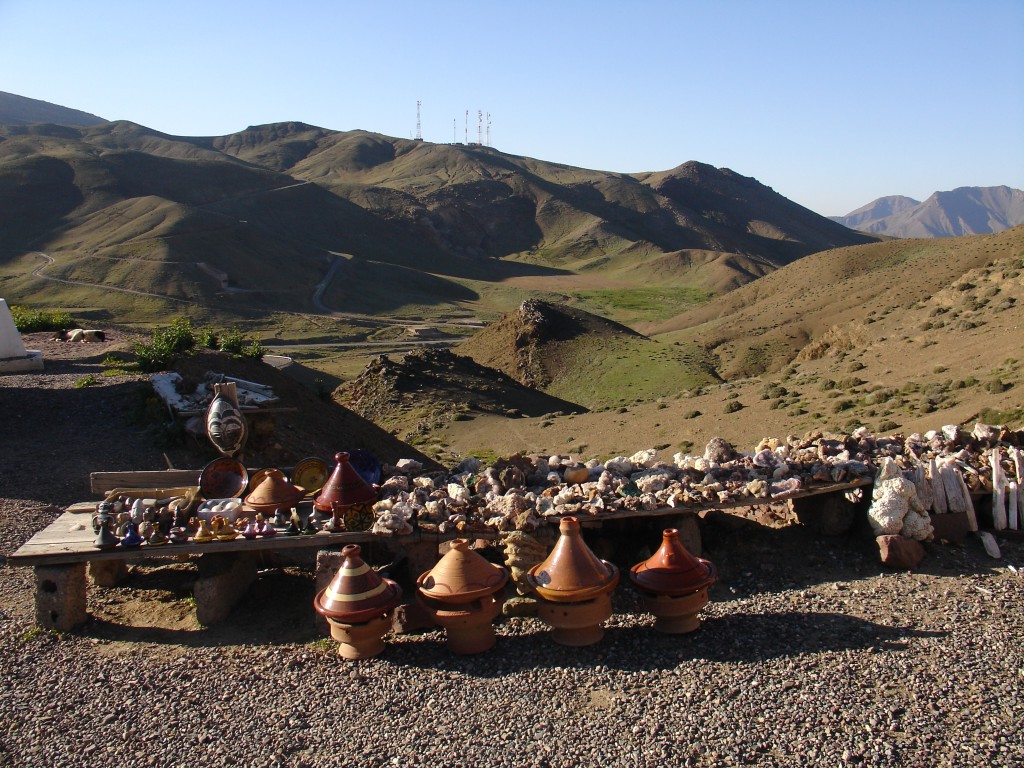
[148,528,169,546]
[115,511,132,538]
[193,519,215,544]
[241,519,260,540]
[527,517,619,646]
[120,522,144,549]
[93,516,120,550]
[169,527,190,544]
[244,469,304,515]
[629,528,717,634]
[416,539,509,654]
[315,453,379,532]
[92,501,115,534]
[272,507,290,528]
[206,381,247,456]
[313,544,402,659]
[301,518,319,535]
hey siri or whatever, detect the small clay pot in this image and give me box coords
[562,463,590,485]
[326,613,393,660]
[639,589,711,634]
[418,592,503,655]
[535,592,613,646]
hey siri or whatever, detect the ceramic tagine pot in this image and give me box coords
[416,540,509,655]
[526,517,620,646]
[629,528,717,634]
[206,381,248,457]
[244,469,304,515]
[313,544,402,659]
[315,453,379,532]
[93,503,120,550]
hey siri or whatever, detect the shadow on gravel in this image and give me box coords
[380,611,946,677]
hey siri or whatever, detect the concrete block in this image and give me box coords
[35,564,87,632]
[89,559,128,587]
[194,552,259,625]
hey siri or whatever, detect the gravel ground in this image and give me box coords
[2,338,1023,767]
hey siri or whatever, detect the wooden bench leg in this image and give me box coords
[35,564,88,632]
[193,552,258,625]
[89,559,128,587]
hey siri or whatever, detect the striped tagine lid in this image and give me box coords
[314,544,402,623]
[629,528,717,596]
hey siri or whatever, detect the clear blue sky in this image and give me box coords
[2,0,1021,215]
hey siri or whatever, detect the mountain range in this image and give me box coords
[0,93,875,324]
[831,186,1024,238]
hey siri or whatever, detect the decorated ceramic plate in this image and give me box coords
[292,457,330,495]
[199,457,248,500]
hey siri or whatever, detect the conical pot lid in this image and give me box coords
[527,517,619,602]
[243,468,303,511]
[315,452,379,512]
[417,539,509,604]
[314,544,402,623]
[629,528,717,596]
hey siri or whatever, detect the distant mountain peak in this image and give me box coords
[0,91,106,128]
[832,186,1024,237]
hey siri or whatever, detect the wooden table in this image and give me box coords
[8,472,871,632]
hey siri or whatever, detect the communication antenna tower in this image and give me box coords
[464,110,469,144]
[453,118,456,143]
[415,100,422,141]
[486,112,491,147]
[477,110,483,145]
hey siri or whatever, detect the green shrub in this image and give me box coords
[74,374,98,388]
[10,306,73,332]
[133,318,263,372]
[723,401,743,414]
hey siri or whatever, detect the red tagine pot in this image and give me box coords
[629,528,717,634]
[315,452,379,531]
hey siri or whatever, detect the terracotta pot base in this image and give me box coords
[536,592,612,646]
[419,593,502,655]
[326,613,393,659]
[641,588,709,634]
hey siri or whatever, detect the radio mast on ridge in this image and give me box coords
[415,100,423,141]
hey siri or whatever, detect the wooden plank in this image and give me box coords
[8,510,498,567]
[11,478,870,567]
[91,470,201,495]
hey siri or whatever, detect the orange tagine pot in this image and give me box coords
[244,468,304,514]
[314,544,402,659]
[526,517,619,646]
[417,539,509,654]
[629,527,717,634]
